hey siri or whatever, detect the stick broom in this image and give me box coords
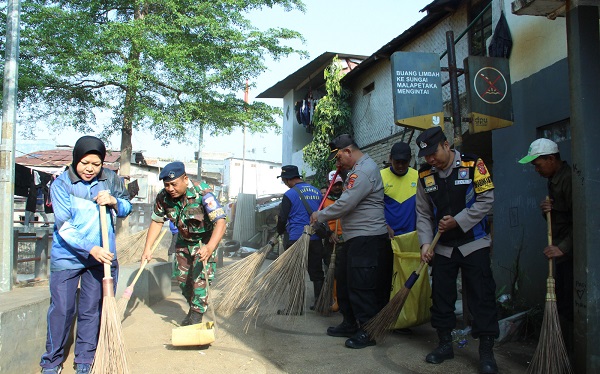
[526,197,573,374]
[364,231,441,341]
[314,220,339,316]
[90,205,129,374]
[214,235,279,316]
[117,228,168,318]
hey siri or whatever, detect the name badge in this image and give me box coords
[424,186,438,193]
[455,179,472,185]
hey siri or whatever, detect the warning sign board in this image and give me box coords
[464,56,513,133]
[391,52,443,130]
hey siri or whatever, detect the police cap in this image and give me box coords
[159,161,186,181]
[415,127,446,157]
[327,134,356,161]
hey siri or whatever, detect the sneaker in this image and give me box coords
[75,363,91,374]
[326,321,358,338]
[41,366,62,374]
[345,329,376,349]
[41,223,50,227]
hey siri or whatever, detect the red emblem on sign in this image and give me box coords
[477,160,487,175]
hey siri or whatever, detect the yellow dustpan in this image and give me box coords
[172,261,217,346]
[172,321,215,346]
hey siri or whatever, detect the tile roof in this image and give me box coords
[15,148,121,168]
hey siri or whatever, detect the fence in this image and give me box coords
[13,228,52,285]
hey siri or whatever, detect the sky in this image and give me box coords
[17,0,432,163]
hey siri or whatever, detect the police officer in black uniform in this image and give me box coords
[415,127,499,374]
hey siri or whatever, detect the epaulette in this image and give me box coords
[419,164,434,178]
[460,152,479,162]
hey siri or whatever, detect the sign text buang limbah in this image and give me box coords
[391,51,443,131]
[464,56,513,133]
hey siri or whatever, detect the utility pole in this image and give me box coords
[197,125,203,182]
[0,0,21,293]
[241,81,249,194]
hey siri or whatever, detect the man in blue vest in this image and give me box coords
[415,127,499,374]
[275,165,325,312]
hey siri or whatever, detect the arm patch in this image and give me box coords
[473,159,494,193]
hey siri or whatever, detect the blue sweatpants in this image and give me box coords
[40,263,118,369]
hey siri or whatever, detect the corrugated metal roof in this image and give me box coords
[15,148,121,168]
[256,52,368,98]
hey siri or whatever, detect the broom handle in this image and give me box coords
[129,228,168,288]
[204,261,217,336]
[416,231,442,275]
[546,196,554,278]
[318,169,340,211]
[99,205,111,280]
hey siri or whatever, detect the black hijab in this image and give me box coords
[72,136,106,168]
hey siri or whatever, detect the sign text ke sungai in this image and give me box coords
[395,70,440,95]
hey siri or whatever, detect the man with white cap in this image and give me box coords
[519,138,573,353]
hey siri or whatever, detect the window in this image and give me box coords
[363,82,375,95]
[537,119,571,143]
[469,0,492,56]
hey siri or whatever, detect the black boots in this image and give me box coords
[426,331,454,364]
[181,309,203,326]
[326,320,359,338]
[345,329,376,349]
[479,335,498,374]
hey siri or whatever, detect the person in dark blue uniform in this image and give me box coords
[275,165,325,312]
[415,127,499,374]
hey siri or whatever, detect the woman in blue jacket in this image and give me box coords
[40,136,132,374]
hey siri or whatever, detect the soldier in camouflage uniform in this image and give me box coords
[141,162,226,325]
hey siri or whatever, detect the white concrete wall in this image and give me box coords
[223,158,286,200]
[350,59,399,147]
[501,1,568,84]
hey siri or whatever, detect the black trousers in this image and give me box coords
[430,247,499,338]
[555,258,574,322]
[335,234,393,326]
[287,239,325,282]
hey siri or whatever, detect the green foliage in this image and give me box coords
[0,0,307,169]
[303,56,352,187]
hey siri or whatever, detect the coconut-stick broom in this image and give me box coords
[117,228,168,319]
[214,234,279,316]
[364,231,441,342]
[311,170,342,316]
[526,197,573,374]
[314,220,339,316]
[90,205,129,374]
[242,226,312,331]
